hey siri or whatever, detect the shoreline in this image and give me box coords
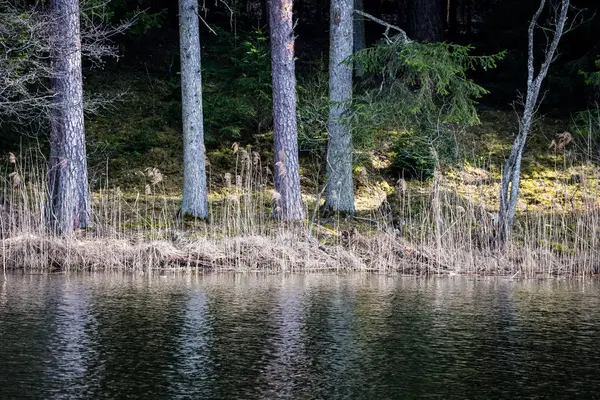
[2,230,598,277]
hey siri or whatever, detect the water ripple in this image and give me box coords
[1,274,599,399]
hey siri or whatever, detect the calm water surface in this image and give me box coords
[1,273,599,399]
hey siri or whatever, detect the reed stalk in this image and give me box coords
[1,144,599,276]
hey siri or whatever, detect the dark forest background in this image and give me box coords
[2,0,599,188]
[108,0,599,110]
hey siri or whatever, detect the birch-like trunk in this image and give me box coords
[325,0,355,214]
[353,0,366,77]
[179,0,208,218]
[497,0,570,247]
[47,0,90,235]
[268,0,305,221]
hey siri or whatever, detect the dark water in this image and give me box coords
[1,274,600,399]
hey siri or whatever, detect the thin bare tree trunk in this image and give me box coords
[497,0,570,247]
[179,0,208,218]
[47,0,89,235]
[268,0,304,221]
[325,0,355,214]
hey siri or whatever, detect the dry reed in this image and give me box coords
[2,144,600,276]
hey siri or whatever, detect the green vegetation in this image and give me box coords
[350,40,505,179]
[6,82,600,275]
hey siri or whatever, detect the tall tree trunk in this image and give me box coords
[325,0,355,214]
[352,0,367,76]
[465,0,472,35]
[353,0,366,77]
[448,0,458,37]
[395,0,409,28]
[408,0,444,42]
[442,0,449,33]
[179,0,209,218]
[268,0,304,220]
[47,0,89,235]
[497,0,570,247]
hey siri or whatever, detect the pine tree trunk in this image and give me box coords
[179,0,209,218]
[268,0,305,221]
[47,0,90,235]
[448,0,458,37]
[325,0,355,214]
[353,0,366,77]
[408,0,444,42]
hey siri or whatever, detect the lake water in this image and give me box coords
[1,273,599,399]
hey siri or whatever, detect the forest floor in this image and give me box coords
[5,108,599,276]
[3,70,600,275]
[80,70,593,216]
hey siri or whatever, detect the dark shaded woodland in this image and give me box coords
[2,0,598,152]
[107,0,599,108]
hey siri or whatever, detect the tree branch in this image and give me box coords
[354,10,411,44]
[537,0,570,87]
[527,0,546,92]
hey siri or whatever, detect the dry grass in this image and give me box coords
[2,141,600,277]
[0,148,429,274]
[0,232,426,273]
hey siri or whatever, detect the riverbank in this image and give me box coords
[3,182,600,276]
[3,171,600,276]
[2,217,598,276]
[0,230,420,273]
[3,109,600,276]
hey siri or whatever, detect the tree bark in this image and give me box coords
[408,0,444,42]
[325,0,355,214]
[268,0,305,220]
[179,0,209,219]
[353,0,366,77]
[497,0,570,247]
[448,0,458,37]
[47,0,90,235]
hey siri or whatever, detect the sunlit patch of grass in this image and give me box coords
[354,180,393,212]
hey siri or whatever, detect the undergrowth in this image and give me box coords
[2,137,600,277]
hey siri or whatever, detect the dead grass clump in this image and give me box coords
[0,231,435,272]
[3,144,600,277]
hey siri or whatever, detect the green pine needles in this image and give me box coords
[351,37,505,178]
[582,60,600,89]
[353,39,505,125]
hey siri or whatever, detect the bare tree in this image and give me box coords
[1,1,134,234]
[325,0,355,214]
[268,0,304,221]
[179,0,208,218]
[0,1,54,123]
[497,0,571,247]
[0,0,133,125]
[47,0,89,234]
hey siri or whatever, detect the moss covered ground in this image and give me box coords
[78,70,600,270]
[83,70,596,213]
